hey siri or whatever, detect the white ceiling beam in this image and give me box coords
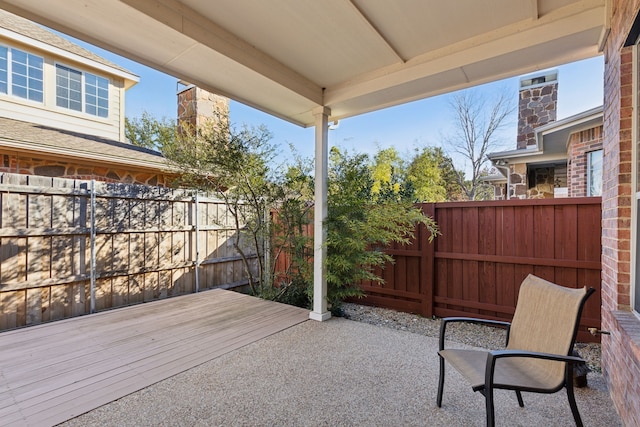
[120,0,324,105]
[325,2,604,106]
[530,0,539,20]
[347,0,405,63]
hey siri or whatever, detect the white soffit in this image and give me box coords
[0,0,607,127]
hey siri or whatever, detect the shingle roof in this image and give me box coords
[0,117,169,171]
[0,9,133,75]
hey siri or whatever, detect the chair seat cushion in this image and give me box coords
[439,349,564,391]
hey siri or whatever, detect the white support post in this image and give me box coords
[309,106,331,321]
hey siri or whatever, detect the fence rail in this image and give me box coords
[358,198,602,342]
[0,173,257,331]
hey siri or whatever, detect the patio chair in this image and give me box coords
[436,274,595,427]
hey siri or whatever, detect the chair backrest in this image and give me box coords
[507,274,591,385]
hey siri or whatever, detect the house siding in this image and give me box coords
[0,37,124,141]
[602,1,640,426]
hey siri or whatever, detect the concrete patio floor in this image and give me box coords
[59,316,621,427]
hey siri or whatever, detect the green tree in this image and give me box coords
[407,146,466,202]
[324,147,438,311]
[406,147,447,202]
[163,115,279,295]
[125,111,177,152]
[370,147,405,196]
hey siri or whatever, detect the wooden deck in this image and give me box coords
[0,289,309,427]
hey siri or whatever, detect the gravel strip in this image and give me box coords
[341,302,602,373]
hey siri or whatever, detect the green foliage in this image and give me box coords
[370,147,405,196]
[324,147,438,310]
[268,159,315,307]
[155,108,439,312]
[163,114,279,295]
[125,111,177,153]
[407,146,465,202]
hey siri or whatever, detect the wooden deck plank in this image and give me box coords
[4,301,300,398]
[0,289,308,427]
[9,303,305,401]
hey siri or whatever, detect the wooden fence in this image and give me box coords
[358,198,602,342]
[0,173,257,331]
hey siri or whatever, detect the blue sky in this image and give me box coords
[69,34,604,166]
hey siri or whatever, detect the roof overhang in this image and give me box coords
[0,0,608,127]
[0,14,139,90]
[0,118,171,173]
[488,105,603,170]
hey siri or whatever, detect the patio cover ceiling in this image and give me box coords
[0,0,607,127]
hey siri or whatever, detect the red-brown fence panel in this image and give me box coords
[356,198,601,342]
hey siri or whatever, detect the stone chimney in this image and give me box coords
[177,84,229,135]
[517,70,558,149]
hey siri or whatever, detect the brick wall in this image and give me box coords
[0,152,174,186]
[602,1,640,425]
[567,126,604,197]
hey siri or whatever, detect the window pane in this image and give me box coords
[31,79,42,92]
[11,49,26,63]
[29,89,43,102]
[11,49,43,102]
[28,66,42,80]
[588,150,603,197]
[56,64,82,111]
[30,56,43,68]
[13,62,26,76]
[12,85,26,98]
[0,46,7,94]
[13,74,26,87]
[85,73,108,117]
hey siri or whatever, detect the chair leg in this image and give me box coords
[485,386,495,427]
[437,356,445,407]
[566,384,584,427]
[515,390,524,407]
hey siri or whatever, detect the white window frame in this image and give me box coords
[587,149,603,197]
[0,45,44,103]
[55,62,109,118]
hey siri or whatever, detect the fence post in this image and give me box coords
[194,192,200,292]
[421,203,436,318]
[90,179,96,314]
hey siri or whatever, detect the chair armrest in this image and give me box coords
[439,317,511,351]
[484,349,585,390]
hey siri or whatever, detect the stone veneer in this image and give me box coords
[0,153,174,186]
[507,163,528,199]
[517,79,558,149]
[177,85,229,134]
[567,126,604,197]
[601,1,640,426]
